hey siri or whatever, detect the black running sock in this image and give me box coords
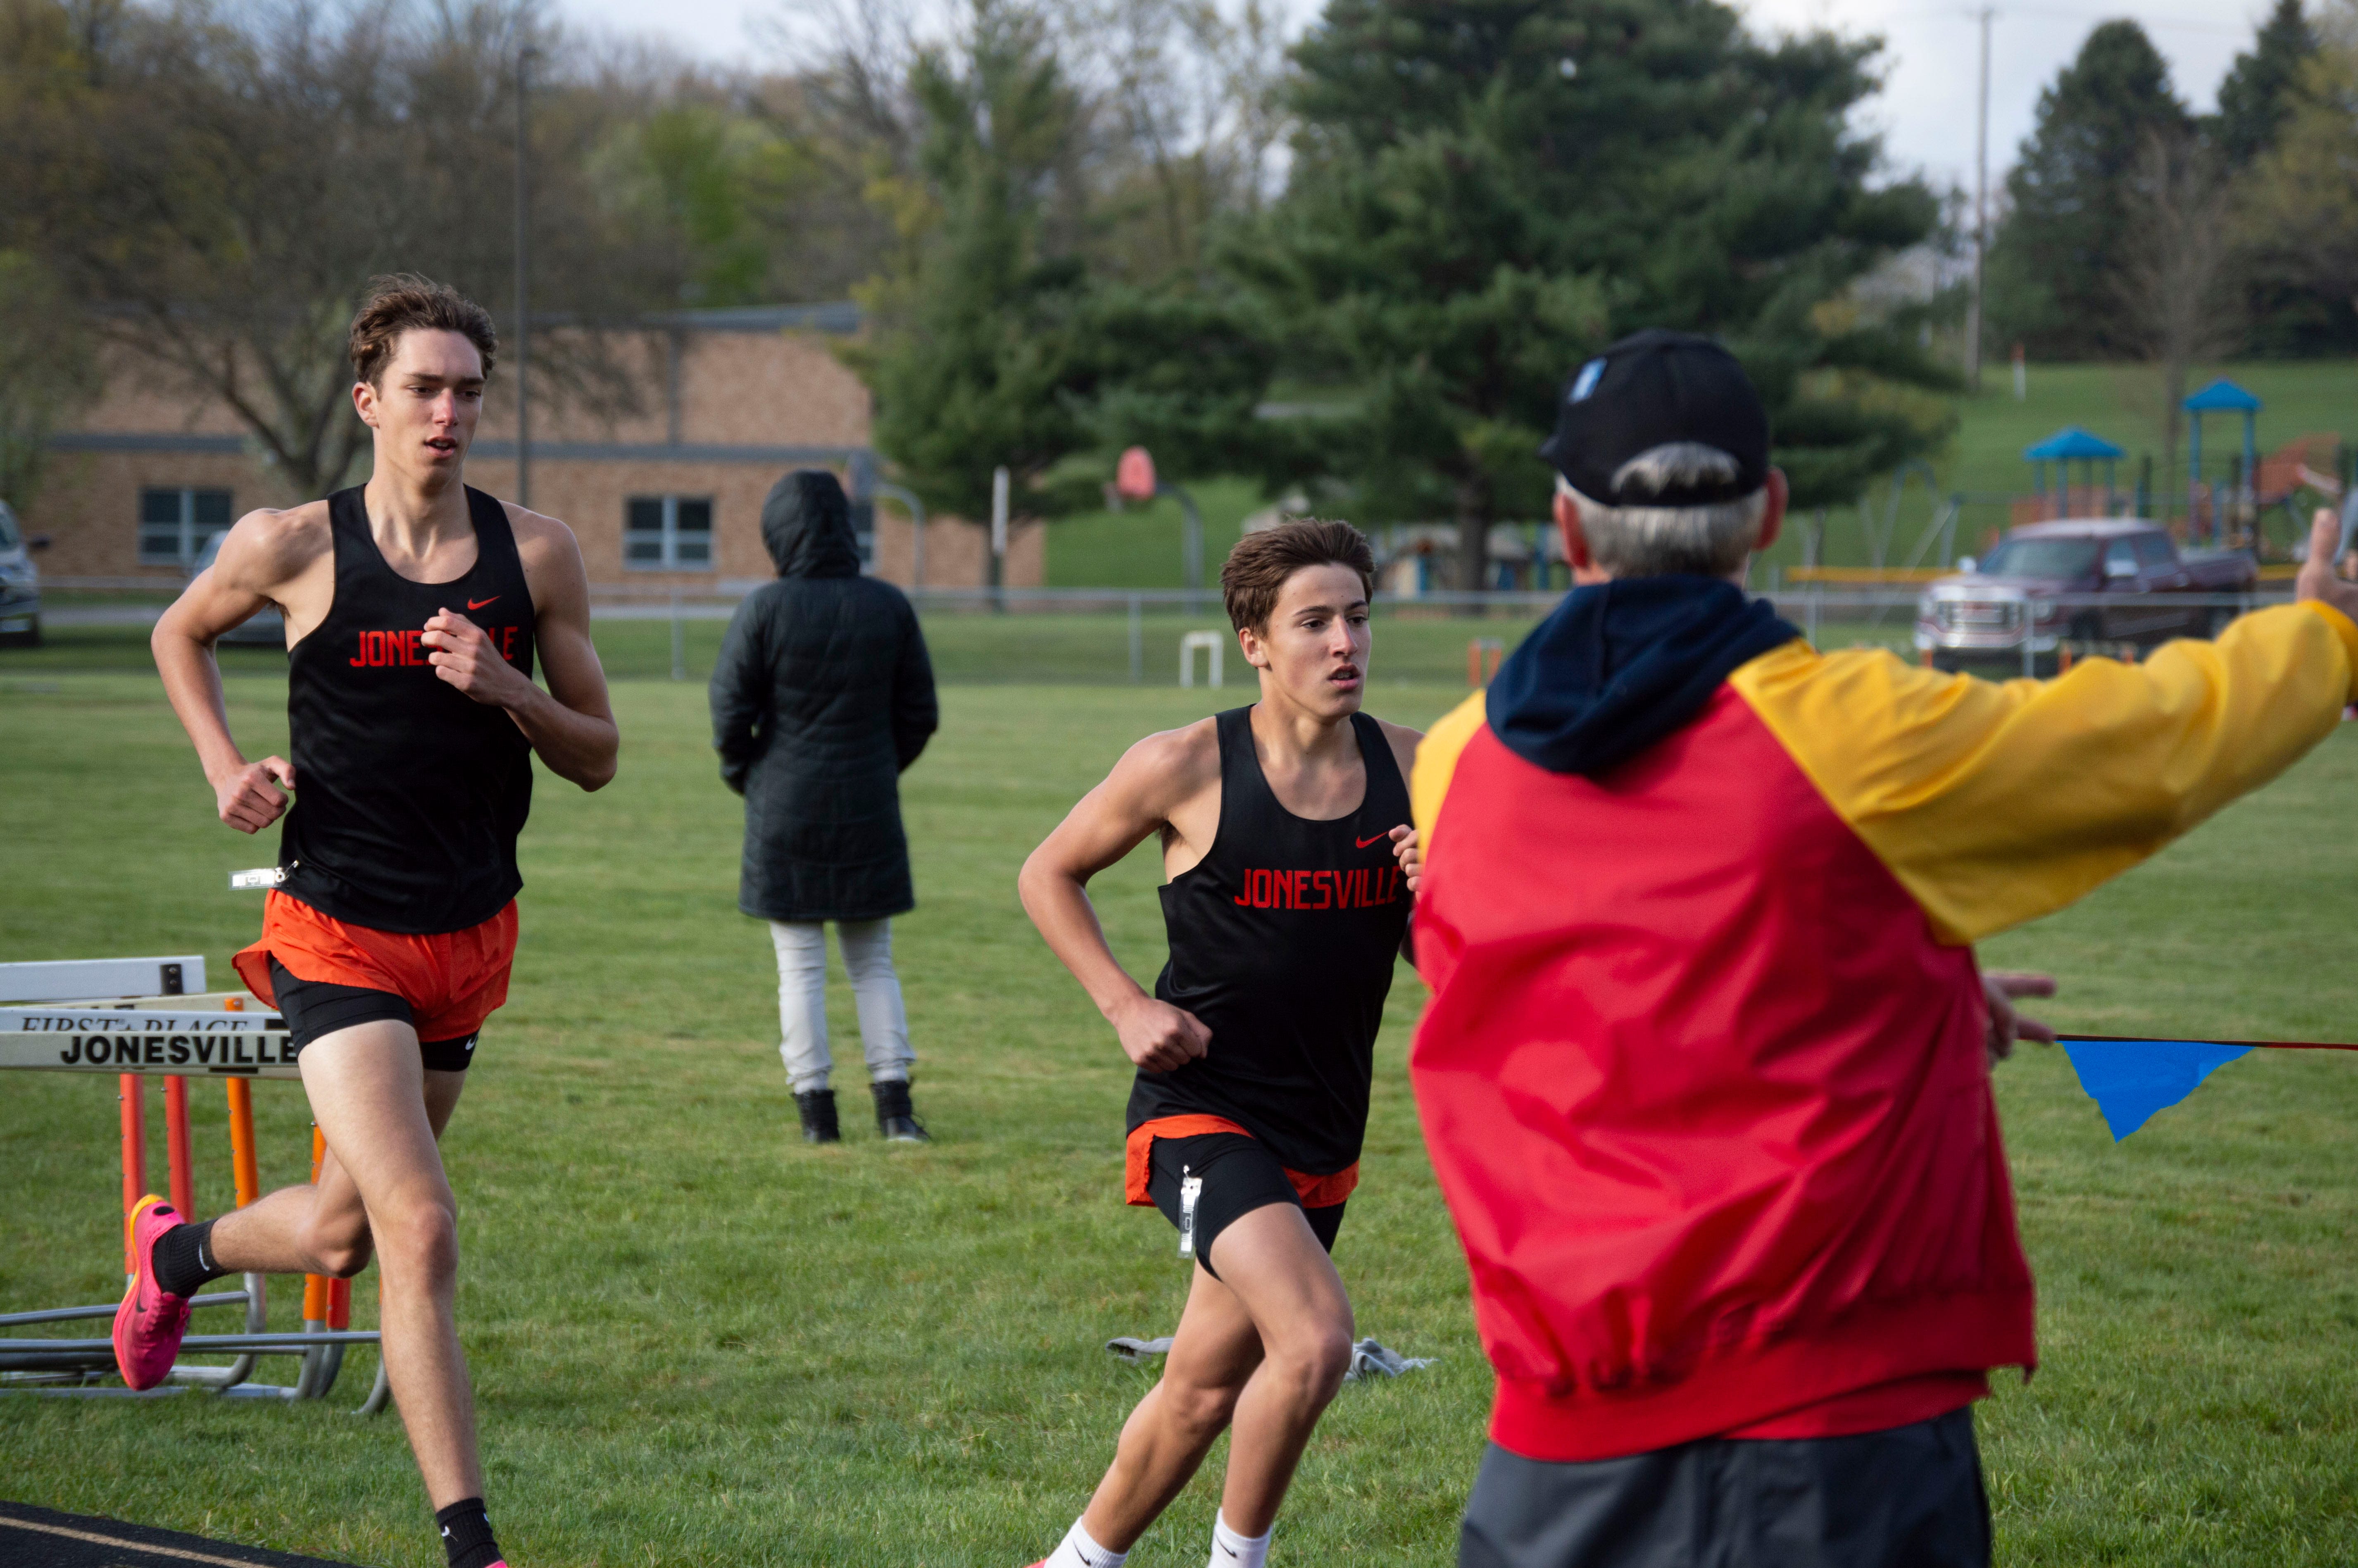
[151,1217,229,1297]
[435,1499,503,1568]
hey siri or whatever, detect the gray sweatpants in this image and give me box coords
[1459,1407,1989,1568]
[770,918,914,1094]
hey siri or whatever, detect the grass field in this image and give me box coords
[4,634,2358,1566]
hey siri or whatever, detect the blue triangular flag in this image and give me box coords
[2059,1038,2252,1141]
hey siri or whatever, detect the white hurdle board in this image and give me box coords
[0,956,207,1004]
[0,1007,297,1078]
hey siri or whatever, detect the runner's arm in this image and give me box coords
[1018,728,1217,1072]
[426,512,617,791]
[151,508,317,833]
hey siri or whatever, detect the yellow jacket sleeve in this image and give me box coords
[1412,690,1488,850]
[1730,602,2358,945]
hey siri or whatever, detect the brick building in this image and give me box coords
[25,303,1041,593]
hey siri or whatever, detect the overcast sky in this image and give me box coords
[564,0,2254,195]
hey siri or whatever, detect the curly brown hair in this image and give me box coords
[348,274,497,388]
[1220,518,1375,633]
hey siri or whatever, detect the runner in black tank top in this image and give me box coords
[281,484,537,933]
[147,287,618,1568]
[1130,706,1411,1175]
[1018,521,1423,1568]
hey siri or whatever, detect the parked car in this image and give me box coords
[1915,519,2257,673]
[190,530,287,649]
[0,500,43,647]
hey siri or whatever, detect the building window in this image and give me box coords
[625,496,714,571]
[139,487,235,568]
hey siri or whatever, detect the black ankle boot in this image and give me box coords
[795,1088,840,1143]
[870,1078,929,1142]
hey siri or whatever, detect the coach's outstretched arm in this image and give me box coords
[1719,508,2358,947]
[1018,725,1218,1073]
[152,509,320,833]
[421,508,618,791]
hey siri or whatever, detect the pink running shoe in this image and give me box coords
[112,1194,194,1390]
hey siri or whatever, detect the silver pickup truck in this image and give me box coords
[1915,519,2258,672]
[0,501,41,647]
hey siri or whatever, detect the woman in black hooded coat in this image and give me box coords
[710,470,938,1142]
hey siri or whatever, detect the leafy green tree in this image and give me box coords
[600,104,819,307]
[0,251,100,512]
[1986,21,2189,359]
[1245,0,1952,588]
[2239,37,2358,355]
[2212,0,2318,168]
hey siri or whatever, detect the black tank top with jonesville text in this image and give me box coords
[277,485,536,935]
[1127,706,1415,1174]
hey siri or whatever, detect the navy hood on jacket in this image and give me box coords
[761,469,863,579]
[1485,576,1801,778]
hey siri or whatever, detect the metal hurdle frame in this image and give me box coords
[0,955,386,1411]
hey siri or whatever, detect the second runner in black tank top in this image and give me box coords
[277,485,538,935]
[1128,706,1414,1174]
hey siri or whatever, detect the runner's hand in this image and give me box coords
[1390,823,1421,895]
[424,609,528,706]
[1982,970,2056,1068]
[212,755,295,834]
[1111,994,1211,1073]
[2296,509,2358,622]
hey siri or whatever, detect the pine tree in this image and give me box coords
[1986,21,2189,359]
[2212,0,2318,169]
[1246,0,1952,587]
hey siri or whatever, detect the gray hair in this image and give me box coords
[1561,443,1768,578]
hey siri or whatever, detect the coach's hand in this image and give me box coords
[1390,824,1421,895]
[424,609,530,707]
[1982,970,2057,1069]
[2297,508,2358,621]
[1111,994,1211,1073]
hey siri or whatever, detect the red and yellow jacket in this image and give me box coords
[1409,577,2358,1463]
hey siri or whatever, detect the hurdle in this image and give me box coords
[1181,629,1225,689]
[0,957,385,1411]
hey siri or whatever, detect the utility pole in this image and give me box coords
[513,31,535,507]
[990,465,1009,610]
[1963,5,1993,393]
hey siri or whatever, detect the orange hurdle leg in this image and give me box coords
[303,1125,329,1325]
[119,1073,148,1280]
[164,1075,197,1222]
[224,1078,260,1209]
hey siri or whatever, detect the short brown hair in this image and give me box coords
[1221,518,1376,633]
[348,274,498,388]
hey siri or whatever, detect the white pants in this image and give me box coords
[771,919,913,1095]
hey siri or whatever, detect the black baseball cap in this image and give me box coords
[1539,329,1770,506]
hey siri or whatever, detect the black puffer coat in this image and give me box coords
[710,471,939,922]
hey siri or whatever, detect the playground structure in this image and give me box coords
[0,955,385,1411]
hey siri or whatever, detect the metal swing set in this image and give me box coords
[0,954,386,1412]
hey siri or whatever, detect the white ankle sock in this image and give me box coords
[1209,1510,1271,1568]
[1047,1516,1127,1568]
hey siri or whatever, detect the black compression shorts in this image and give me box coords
[269,959,481,1072]
[1145,1130,1344,1280]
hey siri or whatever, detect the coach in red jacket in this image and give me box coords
[1408,330,2358,1567]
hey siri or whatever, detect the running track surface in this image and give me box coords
[0,1501,357,1567]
